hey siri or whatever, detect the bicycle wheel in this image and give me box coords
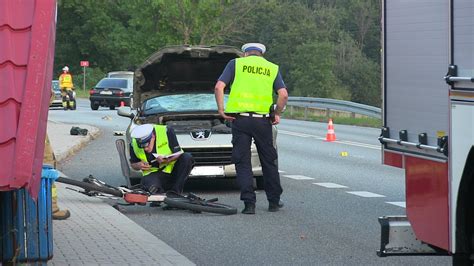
[164,195,237,215]
[56,177,123,197]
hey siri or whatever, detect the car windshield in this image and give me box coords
[143,94,228,115]
[52,80,60,91]
[96,78,128,88]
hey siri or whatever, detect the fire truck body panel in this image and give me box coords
[451,102,474,252]
[384,1,449,151]
[383,0,450,251]
[381,0,474,257]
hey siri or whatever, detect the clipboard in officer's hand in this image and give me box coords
[152,151,184,161]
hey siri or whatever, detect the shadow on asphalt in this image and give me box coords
[107,179,242,215]
[183,178,239,192]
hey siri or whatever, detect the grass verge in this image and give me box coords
[282,112,381,128]
[75,89,90,98]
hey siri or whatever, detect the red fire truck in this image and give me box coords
[377,0,474,264]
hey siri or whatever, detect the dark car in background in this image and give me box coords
[89,77,133,110]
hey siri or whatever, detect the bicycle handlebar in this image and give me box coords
[56,177,124,197]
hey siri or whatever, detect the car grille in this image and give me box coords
[183,147,233,166]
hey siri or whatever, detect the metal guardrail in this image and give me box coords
[287,97,381,119]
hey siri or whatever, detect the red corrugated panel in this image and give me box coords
[0,1,35,29]
[0,0,57,199]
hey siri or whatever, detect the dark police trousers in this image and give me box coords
[141,152,194,194]
[231,115,283,204]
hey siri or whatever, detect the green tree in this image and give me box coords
[53,0,382,106]
[155,0,254,45]
[289,42,345,99]
[334,33,380,106]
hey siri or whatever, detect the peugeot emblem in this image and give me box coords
[191,129,211,140]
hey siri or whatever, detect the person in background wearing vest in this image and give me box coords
[44,89,71,220]
[214,43,289,214]
[129,124,194,196]
[58,66,75,110]
[44,136,71,220]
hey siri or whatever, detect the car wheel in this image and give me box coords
[90,102,99,110]
[109,105,115,110]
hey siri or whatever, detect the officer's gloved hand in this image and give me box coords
[147,185,159,195]
[269,104,277,123]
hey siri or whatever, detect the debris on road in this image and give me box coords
[70,126,88,136]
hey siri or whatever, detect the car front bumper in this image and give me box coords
[125,145,262,179]
[49,99,63,108]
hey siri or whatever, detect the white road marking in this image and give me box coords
[284,175,314,180]
[333,140,380,150]
[278,170,286,173]
[278,130,313,138]
[313,182,347,188]
[346,191,385,198]
[279,130,380,150]
[386,201,406,208]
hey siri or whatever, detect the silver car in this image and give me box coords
[50,80,76,108]
[50,80,63,108]
[116,45,276,188]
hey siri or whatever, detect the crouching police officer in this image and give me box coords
[129,124,194,194]
[214,43,289,214]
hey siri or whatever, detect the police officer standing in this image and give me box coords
[214,43,288,214]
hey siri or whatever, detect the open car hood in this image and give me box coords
[134,45,242,107]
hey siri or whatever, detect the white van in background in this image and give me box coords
[107,71,134,79]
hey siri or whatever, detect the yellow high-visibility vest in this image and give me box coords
[59,73,73,88]
[225,56,278,114]
[131,125,177,175]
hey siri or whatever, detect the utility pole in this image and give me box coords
[80,61,89,91]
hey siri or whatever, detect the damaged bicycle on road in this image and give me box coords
[56,175,237,215]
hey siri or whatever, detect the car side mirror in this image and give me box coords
[117,106,134,119]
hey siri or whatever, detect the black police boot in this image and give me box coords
[242,202,256,214]
[268,200,284,212]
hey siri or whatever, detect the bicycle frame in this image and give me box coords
[56,176,237,215]
[57,176,165,204]
[123,193,166,205]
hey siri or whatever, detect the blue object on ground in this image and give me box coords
[41,164,59,180]
[0,166,54,263]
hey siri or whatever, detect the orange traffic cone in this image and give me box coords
[120,101,125,107]
[325,118,336,142]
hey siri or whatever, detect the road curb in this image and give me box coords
[57,129,101,163]
[47,120,101,163]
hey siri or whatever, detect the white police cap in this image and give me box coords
[130,124,154,145]
[241,43,266,54]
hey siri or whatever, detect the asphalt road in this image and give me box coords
[51,99,451,266]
